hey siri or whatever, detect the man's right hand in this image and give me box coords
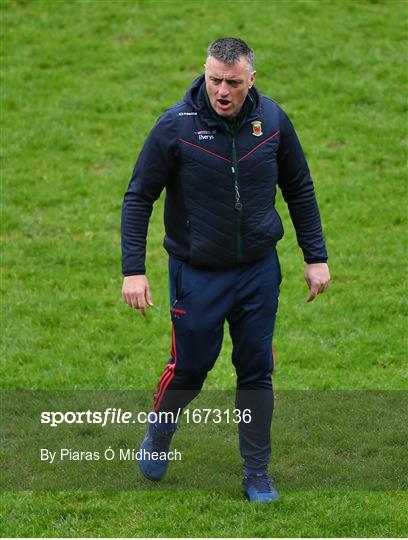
[122,275,154,317]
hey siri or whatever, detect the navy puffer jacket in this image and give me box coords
[122,76,327,275]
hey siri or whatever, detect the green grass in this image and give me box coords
[1,0,407,536]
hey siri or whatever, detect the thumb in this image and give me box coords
[307,285,318,302]
[145,287,154,307]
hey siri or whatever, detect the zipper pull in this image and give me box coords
[235,184,242,212]
[231,166,235,173]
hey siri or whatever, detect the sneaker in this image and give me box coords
[243,472,279,502]
[138,422,176,481]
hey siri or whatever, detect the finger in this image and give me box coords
[137,296,147,317]
[124,291,138,309]
[122,288,131,303]
[124,293,135,308]
[321,282,329,293]
[318,282,326,295]
[319,280,330,294]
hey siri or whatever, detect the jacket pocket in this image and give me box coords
[175,261,184,300]
[255,209,284,245]
[267,210,284,243]
[169,257,185,304]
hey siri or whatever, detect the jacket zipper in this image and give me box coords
[229,116,257,264]
[218,112,260,265]
[231,137,243,263]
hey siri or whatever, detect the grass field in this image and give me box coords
[1,0,407,537]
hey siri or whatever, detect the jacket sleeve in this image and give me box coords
[277,108,328,264]
[121,112,177,276]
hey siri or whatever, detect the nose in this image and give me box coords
[218,81,230,97]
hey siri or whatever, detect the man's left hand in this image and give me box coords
[304,263,330,302]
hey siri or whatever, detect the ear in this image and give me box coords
[249,70,257,88]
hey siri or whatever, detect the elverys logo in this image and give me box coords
[194,130,216,141]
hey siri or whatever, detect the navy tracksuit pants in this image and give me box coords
[153,250,281,471]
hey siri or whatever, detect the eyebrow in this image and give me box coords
[209,75,244,84]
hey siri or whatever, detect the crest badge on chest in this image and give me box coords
[251,121,263,137]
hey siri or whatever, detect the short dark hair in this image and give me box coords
[207,37,254,72]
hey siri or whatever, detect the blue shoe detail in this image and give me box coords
[243,472,279,502]
[138,422,176,481]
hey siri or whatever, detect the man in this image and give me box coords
[121,38,330,502]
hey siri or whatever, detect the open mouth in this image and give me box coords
[217,99,232,111]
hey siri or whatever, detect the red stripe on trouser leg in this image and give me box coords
[153,365,175,411]
[152,323,177,412]
[171,323,177,361]
[153,367,173,410]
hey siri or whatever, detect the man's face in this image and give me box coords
[204,56,256,119]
